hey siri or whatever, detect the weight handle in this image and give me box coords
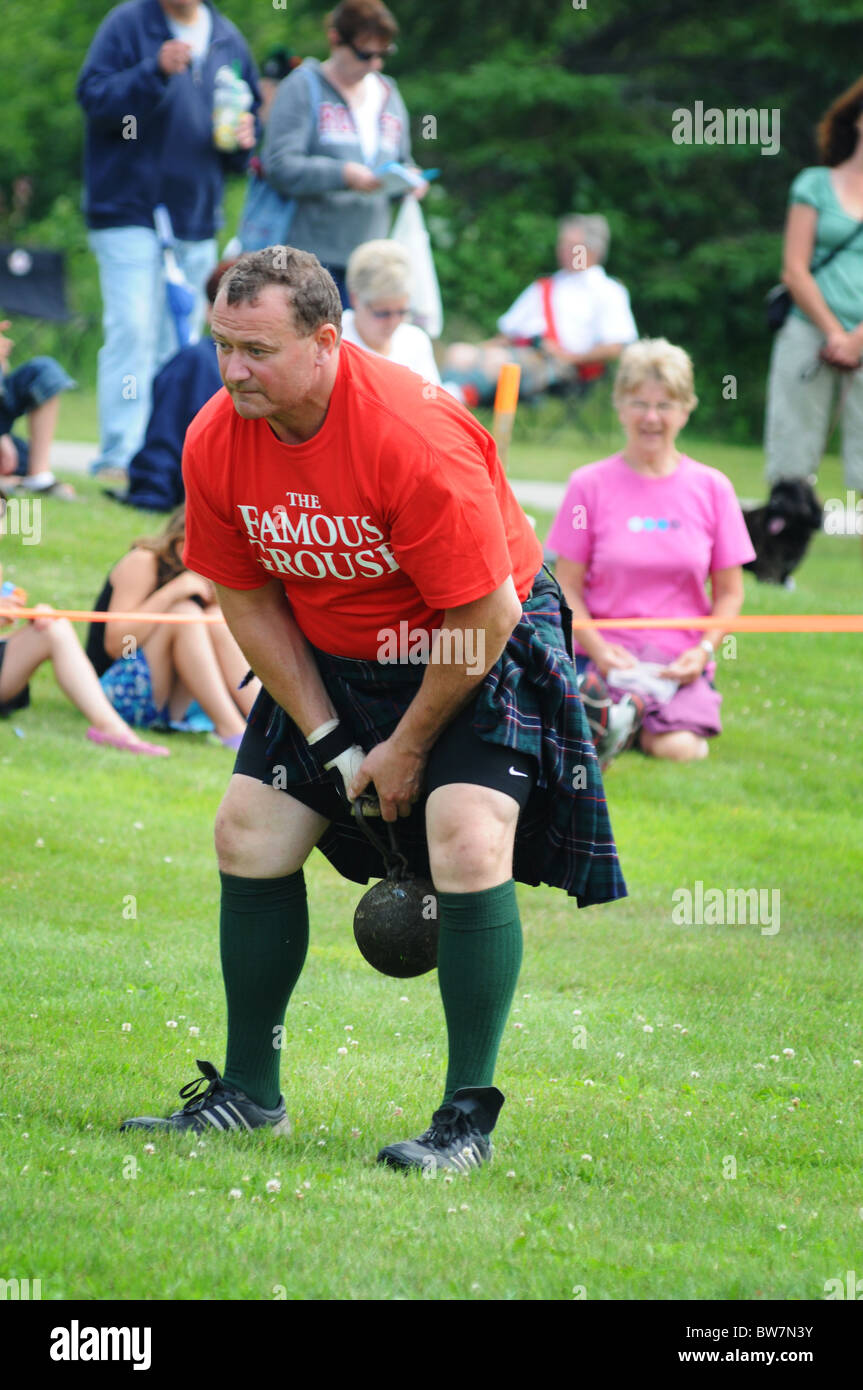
[352,799,410,879]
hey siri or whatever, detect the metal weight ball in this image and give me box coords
[352,800,438,978]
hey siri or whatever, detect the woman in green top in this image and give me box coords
[765,76,863,495]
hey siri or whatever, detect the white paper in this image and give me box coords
[606,661,679,705]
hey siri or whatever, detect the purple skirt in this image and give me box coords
[585,658,723,739]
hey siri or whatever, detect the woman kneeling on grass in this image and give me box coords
[549,338,756,763]
[0,504,167,755]
[86,507,260,749]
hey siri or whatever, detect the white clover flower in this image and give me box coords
[337,1046,348,1056]
[266,1179,281,1193]
[121,1022,132,1032]
[643,1024,654,1033]
[188,1026,200,1037]
[782,1048,795,1057]
[166,1020,178,1029]
[581,1153,592,1162]
[143,1143,155,1155]
[690,1071,700,1078]
[228,1188,242,1199]
[506,1170,516,1178]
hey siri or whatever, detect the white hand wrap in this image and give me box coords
[306,720,378,811]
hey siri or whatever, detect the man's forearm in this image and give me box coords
[392,594,523,755]
[215,582,336,736]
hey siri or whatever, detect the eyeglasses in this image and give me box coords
[623,399,678,413]
[346,41,397,62]
[366,306,410,320]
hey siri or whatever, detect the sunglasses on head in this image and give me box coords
[345,40,397,62]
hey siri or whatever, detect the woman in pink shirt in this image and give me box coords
[548,338,755,762]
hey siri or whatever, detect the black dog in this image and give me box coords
[743,478,823,585]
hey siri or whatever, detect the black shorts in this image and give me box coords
[234,694,538,821]
[0,639,30,717]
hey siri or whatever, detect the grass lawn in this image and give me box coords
[1,420,861,1303]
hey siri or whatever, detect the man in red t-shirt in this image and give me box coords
[120,247,625,1171]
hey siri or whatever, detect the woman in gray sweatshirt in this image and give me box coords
[261,0,420,304]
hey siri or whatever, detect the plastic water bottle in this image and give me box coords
[213,63,252,152]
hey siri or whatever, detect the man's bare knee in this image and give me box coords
[215,774,327,877]
[426,785,518,892]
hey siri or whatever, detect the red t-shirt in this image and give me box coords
[182,342,542,658]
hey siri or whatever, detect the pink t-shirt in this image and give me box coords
[547,453,756,661]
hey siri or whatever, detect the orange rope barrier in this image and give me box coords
[1,606,861,633]
[0,606,224,625]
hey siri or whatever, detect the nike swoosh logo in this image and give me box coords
[508,767,528,777]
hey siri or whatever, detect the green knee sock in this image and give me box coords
[220,870,309,1109]
[436,880,523,1103]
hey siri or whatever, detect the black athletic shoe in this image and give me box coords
[376,1086,504,1173]
[119,1060,291,1136]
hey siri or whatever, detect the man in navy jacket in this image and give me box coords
[77,0,260,475]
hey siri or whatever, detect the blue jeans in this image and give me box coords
[0,357,77,474]
[88,227,217,472]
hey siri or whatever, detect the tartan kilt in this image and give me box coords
[244,568,627,908]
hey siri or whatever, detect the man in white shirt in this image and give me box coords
[442,215,637,405]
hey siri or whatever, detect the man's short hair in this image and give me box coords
[217,248,343,337]
[559,214,611,264]
[327,0,399,44]
[346,239,411,302]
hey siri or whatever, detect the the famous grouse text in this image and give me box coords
[237,497,400,582]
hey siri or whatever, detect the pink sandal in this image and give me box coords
[87,727,170,757]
